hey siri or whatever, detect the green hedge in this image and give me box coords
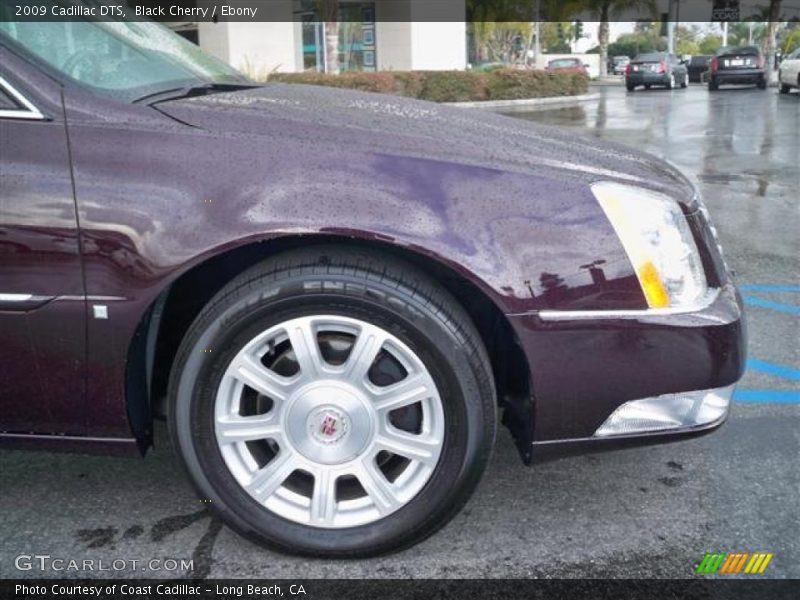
[266,69,589,103]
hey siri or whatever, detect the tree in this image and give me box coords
[578,0,658,77]
[472,22,533,63]
[698,33,723,55]
[781,28,800,54]
[676,25,700,56]
[728,22,767,47]
[318,0,340,74]
[607,30,665,58]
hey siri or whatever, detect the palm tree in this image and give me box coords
[579,0,657,77]
[318,0,340,74]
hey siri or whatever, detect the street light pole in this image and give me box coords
[667,0,676,54]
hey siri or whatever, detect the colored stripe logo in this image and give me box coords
[697,552,773,574]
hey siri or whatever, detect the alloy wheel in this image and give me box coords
[214,315,445,528]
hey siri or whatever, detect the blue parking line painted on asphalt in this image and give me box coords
[738,284,800,293]
[742,295,800,315]
[733,390,800,404]
[747,359,800,382]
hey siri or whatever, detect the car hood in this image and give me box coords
[156,83,697,206]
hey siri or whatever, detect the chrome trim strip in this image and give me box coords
[0,293,33,302]
[536,288,721,321]
[0,432,137,444]
[0,75,45,121]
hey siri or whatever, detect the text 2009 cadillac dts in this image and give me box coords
[0,18,745,556]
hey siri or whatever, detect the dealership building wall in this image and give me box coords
[194,0,467,74]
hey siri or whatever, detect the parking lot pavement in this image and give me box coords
[1,85,798,580]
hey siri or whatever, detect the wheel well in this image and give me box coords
[129,236,533,455]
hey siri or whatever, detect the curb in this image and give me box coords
[591,78,625,86]
[447,93,600,110]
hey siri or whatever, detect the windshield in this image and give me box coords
[717,45,760,56]
[0,18,247,102]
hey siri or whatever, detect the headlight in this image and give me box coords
[592,182,707,308]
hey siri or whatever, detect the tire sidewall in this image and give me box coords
[169,267,494,556]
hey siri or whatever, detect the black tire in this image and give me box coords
[168,246,496,557]
[779,83,790,94]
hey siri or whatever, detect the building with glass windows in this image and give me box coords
[182,0,467,74]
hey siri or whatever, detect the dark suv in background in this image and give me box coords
[626,53,689,91]
[687,55,712,83]
[708,46,767,91]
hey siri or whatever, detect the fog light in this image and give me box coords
[594,385,733,437]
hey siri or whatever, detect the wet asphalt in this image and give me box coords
[1,84,798,580]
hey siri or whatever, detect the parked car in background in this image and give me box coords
[546,57,589,76]
[687,55,712,83]
[612,55,631,75]
[708,46,766,91]
[625,53,689,91]
[778,47,800,94]
[1,16,745,557]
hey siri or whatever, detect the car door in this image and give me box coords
[786,49,800,84]
[0,48,87,436]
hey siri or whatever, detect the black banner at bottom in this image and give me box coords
[4,579,800,600]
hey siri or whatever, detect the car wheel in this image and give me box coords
[168,246,496,557]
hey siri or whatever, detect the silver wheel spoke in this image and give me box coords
[233,353,293,401]
[355,459,401,515]
[286,320,325,379]
[372,372,433,413]
[247,451,298,503]
[376,425,439,466]
[216,414,282,444]
[341,325,386,383]
[310,469,337,525]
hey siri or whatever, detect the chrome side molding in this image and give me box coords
[0,75,45,121]
[0,293,54,312]
[0,293,34,302]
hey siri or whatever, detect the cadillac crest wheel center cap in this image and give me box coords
[285,382,374,465]
[308,406,349,445]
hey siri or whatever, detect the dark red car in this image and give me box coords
[0,18,745,557]
[546,57,589,76]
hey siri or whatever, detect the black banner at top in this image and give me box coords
[3,0,799,23]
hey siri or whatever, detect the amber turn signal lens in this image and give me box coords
[638,261,670,308]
